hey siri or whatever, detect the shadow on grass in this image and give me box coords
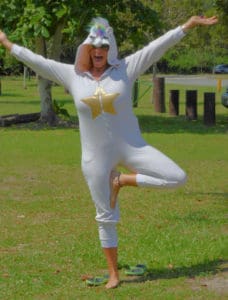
[120,259,227,285]
[0,99,72,105]
[0,115,80,130]
[1,111,227,134]
[137,114,228,134]
[0,93,30,98]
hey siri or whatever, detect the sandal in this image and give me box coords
[125,264,147,276]
[86,274,109,286]
[110,170,121,209]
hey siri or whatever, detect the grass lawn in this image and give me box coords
[0,76,227,299]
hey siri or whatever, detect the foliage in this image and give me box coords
[150,0,228,73]
[0,0,159,56]
[53,99,70,120]
[93,0,161,55]
[0,0,227,73]
[215,0,228,22]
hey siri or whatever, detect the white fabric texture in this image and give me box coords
[11,25,186,248]
[98,222,118,248]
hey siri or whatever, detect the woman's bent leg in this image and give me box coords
[121,144,187,189]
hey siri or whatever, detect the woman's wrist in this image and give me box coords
[181,24,190,33]
[0,31,13,51]
[181,17,196,33]
[2,39,13,51]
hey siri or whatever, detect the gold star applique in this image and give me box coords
[81,87,119,119]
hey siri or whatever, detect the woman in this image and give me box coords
[0,15,218,289]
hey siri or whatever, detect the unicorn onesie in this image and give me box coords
[11,18,187,248]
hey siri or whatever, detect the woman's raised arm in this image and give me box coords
[0,29,74,91]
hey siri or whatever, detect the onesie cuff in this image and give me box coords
[177,25,187,37]
[11,44,23,56]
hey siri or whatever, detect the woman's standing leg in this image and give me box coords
[82,156,120,288]
[103,247,119,288]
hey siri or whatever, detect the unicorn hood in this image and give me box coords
[75,17,120,72]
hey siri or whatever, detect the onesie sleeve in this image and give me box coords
[125,26,185,81]
[11,44,74,91]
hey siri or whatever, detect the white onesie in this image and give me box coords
[11,25,187,248]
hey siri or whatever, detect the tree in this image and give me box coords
[149,0,226,73]
[213,0,228,64]
[12,0,80,125]
[0,0,159,124]
[0,0,72,124]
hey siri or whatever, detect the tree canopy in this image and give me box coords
[0,0,226,124]
[0,0,227,74]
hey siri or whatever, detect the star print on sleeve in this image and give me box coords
[81,87,119,119]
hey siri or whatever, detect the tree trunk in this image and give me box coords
[153,77,166,113]
[38,76,57,124]
[50,22,65,60]
[35,37,57,125]
[35,22,65,125]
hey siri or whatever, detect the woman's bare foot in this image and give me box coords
[105,276,119,289]
[110,170,121,209]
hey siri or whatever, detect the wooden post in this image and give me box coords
[204,92,216,126]
[133,79,139,107]
[23,66,27,89]
[186,90,197,120]
[169,90,179,116]
[153,77,165,113]
[0,79,1,96]
[217,79,222,93]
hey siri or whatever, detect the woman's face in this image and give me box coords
[90,45,109,70]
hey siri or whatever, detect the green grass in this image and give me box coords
[0,76,227,299]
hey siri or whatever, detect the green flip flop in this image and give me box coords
[86,274,109,286]
[125,264,147,276]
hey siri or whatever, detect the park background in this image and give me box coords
[0,1,228,299]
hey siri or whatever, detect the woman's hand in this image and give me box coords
[0,30,13,51]
[182,15,218,33]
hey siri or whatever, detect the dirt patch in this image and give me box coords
[187,261,228,296]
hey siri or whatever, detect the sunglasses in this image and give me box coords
[92,44,109,50]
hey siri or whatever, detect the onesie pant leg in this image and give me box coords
[81,154,120,248]
[122,143,187,188]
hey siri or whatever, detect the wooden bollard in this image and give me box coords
[204,92,216,126]
[153,77,165,113]
[186,90,197,120]
[133,79,139,107]
[217,79,222,93]
[169,90,179,116]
